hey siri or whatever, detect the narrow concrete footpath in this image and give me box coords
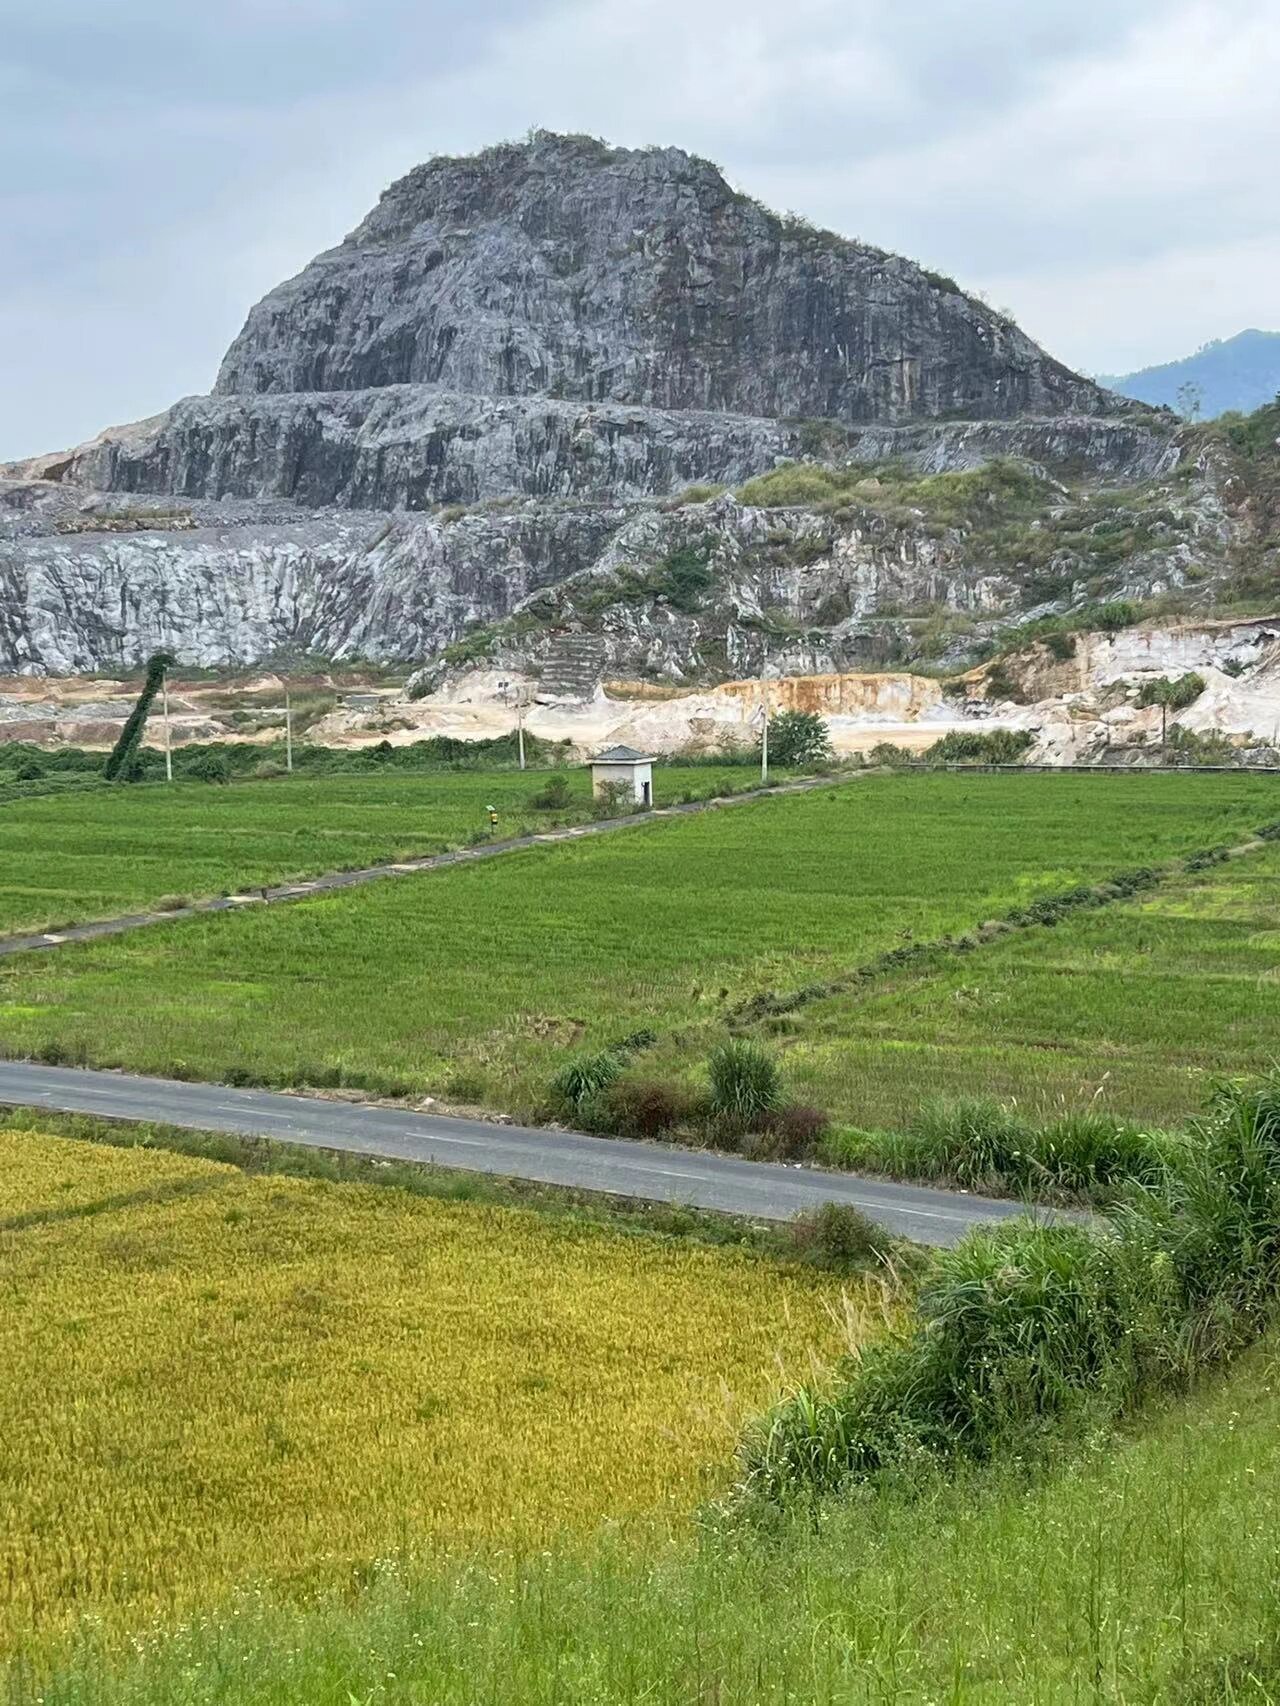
[0,776,835,960]
[0,1059,1036,1246]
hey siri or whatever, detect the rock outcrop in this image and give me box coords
[1,131,1182,676]
[215,134,1114,426]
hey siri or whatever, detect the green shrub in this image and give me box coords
[868,741,915,768]
[790,1201,885,1268]
[1136,672,1207,712]
[707,1040,784,1128]
[658,544,714,613]
[908,1096,1032,1189]
[760,710,833,767]
[591,780,638,819]
[737,463,848,508]
[528,773,573,811]
[550,1049,625,1111]
[1095,599,1140,633]
[184,751,232,784]
[888,1099,1172,1199]
[925,729,1035,765]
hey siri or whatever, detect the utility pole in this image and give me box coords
[284,687,294,774]
[162,666,173,783]
[760,652,770,787]
[498,678,526,770]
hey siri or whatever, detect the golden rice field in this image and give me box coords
[0,1130,875,1646]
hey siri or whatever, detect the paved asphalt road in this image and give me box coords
[0,1060,1040,1246]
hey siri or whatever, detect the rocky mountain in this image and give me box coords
[1101,330,1280,420]
[214,134,1107,425]
[0,130,1192,678]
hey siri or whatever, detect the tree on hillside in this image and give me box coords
[1136,672,1206,748]
[103,651,175,781]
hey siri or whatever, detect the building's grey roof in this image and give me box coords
[589,745,655,764]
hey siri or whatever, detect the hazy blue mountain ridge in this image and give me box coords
[1101,329,1280,418]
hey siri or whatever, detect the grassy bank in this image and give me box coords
[744,1076,1280,1514]
[0,773,1271,1105]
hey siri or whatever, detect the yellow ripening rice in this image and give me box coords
[0,1128,235,1224]
[0,1131,883,1642]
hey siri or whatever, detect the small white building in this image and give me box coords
[588,745,655,807]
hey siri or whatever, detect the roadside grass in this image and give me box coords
[779,838,1280,1134]
[0,774,1273,1107]
[0,765,766,936]
[14,1332,1280,1703]
[0,1126,872,1649]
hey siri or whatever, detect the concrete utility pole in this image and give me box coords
[261,694,295,771]
[498,678,526,770]
[161,668,173,783]
[760,651,770,786]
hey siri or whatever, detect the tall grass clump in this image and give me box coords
[837,1096,1178,1200]
[739,1074,1280,1509]
[550,1048,626,1110]
[708,1040,784,1128]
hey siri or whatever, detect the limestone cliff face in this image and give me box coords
[57,397,1172,512]
[0,132,1181,677]
[216,134,1109,426]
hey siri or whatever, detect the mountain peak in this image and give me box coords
[214,132,1111,424]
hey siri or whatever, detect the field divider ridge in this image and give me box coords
[728,821,1280,1028]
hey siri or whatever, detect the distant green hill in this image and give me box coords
[1101,328,1280,418]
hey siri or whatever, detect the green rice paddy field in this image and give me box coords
[0,771,1275,1123]
[0,765,757,935]
[787,838,1280,1129]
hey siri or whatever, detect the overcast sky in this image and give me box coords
[3,0,1277,458]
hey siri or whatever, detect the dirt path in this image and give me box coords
[0,776,838,960]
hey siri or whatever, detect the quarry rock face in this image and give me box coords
[0,132,1182,676]
[214,134,1111,425]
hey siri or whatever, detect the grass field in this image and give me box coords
[0,1128,866,1647]
[0,765,762,935]
[0,773,1274,1109]
[784,838,1280,1132]
[17,1326,1280,1701]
